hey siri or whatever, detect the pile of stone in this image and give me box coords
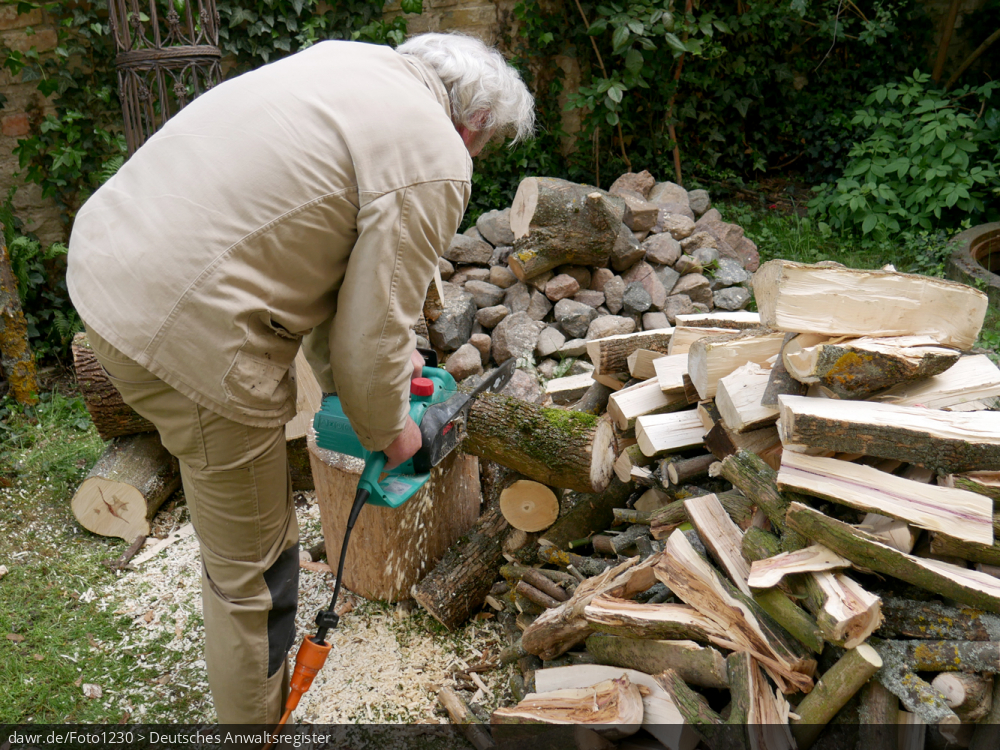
[417,170,758,393]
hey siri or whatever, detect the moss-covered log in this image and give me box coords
[585,633,729,689]
[538,477,631,550]
[717,449,807,550]
[0,231,38,405]
[463,392,615,493]
[877,596,1000,641]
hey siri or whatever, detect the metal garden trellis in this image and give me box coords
[107,0,223,155]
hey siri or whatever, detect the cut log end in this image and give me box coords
[500,480,560,532]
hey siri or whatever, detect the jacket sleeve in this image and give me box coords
[328,179,470,451]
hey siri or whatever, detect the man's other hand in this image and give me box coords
[411,349,424,379]
[384,415,421,470]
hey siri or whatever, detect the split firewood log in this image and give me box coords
[873,353,1000,409]
[674,311,761,329]
[492,675,644,740]
[667,326,736,355]
[607,377,687,430]
[71,432,181,541]
[507,177,627,280]
[716,362,779,433]
[654,352,688,393]
[583,595,727,642]
[781,334,960,399]
[636,410,705,456]
[587,328,674,377]
[463,392,615,494]
[687,328,785,400]
[753,259,988,349]
[683,493,752,595]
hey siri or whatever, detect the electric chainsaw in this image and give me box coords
[264,356,516,741]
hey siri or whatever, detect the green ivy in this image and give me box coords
[808,72,1000,238]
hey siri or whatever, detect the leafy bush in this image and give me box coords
[808,72,1000,238]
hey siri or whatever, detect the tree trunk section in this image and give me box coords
[931,672,993,722]
[508,177,625,280]
[500,480,559,532]
[538,477,631,551]
[587,329,674,377]
[71,432,181,540]
[72,332,155,440]
[858,681,899,750]
[0,230,38,405]
[411,460,515,628]
[463,393,614,494]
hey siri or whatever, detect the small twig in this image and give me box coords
[945,27,1000,91]
[814,0,845,72]
[843,0,868,22]
[102,534,147,571]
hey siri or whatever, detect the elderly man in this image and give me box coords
[67,32,533,723]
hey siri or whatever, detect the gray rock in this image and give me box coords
[448,270,470,287]
[622,194,659,232]
[586,315,636,341]
[662,294,695,324]
[445,343,484,381]
[680,232,718,253]
[554,298,599,339]
[527,290,553,321]
[503,282,530,314]
[491,312,545,364]
[536,358,560,380]
[476,207,515,247]
[621,260,666,309]
[610,226,645,272]
[688,189,711,216]
[671,273,713,306]
[710,258,753,291]
[654,212,696,240]
[527,270,553,292]
[490,265,518,289]
[713,287,752,311]
[465,280,505,308]
[674,255,703,276]
[463,226,487,243]
[446,234,493,265]
[642,312,670,331]
[609,170,655,199]
[573,289,605,309]
[653,265,680,296]
[505,368,543,404]
[652,201,695,221]
[556,265,592,290]
[647,181,690,206]
[692,302,711,314]
[438,257,455,280]
[416,334,431,350]
[535,326,567,358]
[734,236,760,273]
[692,246,720,267]
[461,266,491,283]
[603,276,626,314]
[590,267,615,291]
[429,286,477,351]
[545,274,581,302]
[642,233,681,266]
[569,359,595,376]
[622,283,652,315]
[469,333,492,366]
[694,208,722,230]
[476,304,510,329]
[560,338,589,357]
[490,245,514,267]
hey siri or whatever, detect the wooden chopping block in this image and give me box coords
[307,432,481,602]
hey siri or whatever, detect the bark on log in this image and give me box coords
[761,332,807,407]
[463,393,615,494]
[71,432,181,541]
[72,332,155,440]
[675,311,761,329]
[874,639,1000,673]
[969,676,1000,750]
[877,596,1000,641]
[790,644,883,750]
[717,449,808,550]
[286,436,314,492]
[571,381,613,415]
[729,652,796,750]
[782,334,960,399]
[753,259,988,350]
[653,669,736,750]
[786,502,1000,613]
[508,177,627,280]
[438,687,495,750]
[874,353,1000,410]
[516,580,560,610]
[931,672,993,722]
[538,477,631,551]
[665,453,715,485]
[585,633,729,689]
[0,230,38,405]
[536,545,611,577]
[858,681,899,750]
[752,588,825,654]
[873,639,963,728]
[778,395,1000,474]
[411,460,515,629]
[587,329,675,378]
[584,595,726,642]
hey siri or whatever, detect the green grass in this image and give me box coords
[0,392,202,723]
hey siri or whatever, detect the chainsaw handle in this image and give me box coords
[357,451,388,505]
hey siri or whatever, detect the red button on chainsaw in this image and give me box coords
[410,378,434,397]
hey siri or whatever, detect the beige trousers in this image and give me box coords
[86,325,298,724]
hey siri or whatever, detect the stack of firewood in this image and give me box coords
[427,254,1000,749]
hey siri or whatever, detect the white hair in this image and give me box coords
[397,32,535,144]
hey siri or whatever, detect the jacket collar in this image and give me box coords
[398,52,454,123]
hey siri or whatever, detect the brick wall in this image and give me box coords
[0,2,63,246]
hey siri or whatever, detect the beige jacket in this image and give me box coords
[68,41,472,451]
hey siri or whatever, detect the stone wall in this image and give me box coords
[0,3,63,245]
